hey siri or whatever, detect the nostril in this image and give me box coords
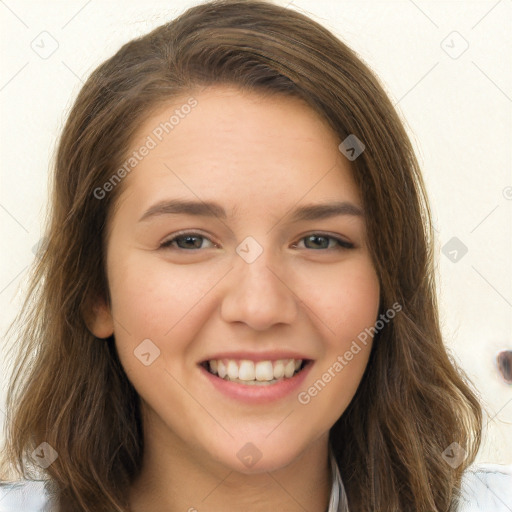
[496,350,512,384]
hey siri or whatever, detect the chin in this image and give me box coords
[207,439,309,475]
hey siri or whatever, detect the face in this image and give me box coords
[91,85,380,475]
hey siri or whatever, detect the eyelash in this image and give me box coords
[159,231,355,251]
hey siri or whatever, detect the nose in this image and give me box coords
[220,246,299,331]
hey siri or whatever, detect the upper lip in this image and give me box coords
[199,351,313,364]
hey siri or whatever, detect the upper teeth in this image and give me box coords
[208,359,303,381]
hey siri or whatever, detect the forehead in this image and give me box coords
[114,85,362,219]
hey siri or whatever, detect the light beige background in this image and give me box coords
[1,0,511,465]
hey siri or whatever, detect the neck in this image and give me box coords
[129,411,332,512]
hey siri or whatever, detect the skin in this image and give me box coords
[90,85,380,512]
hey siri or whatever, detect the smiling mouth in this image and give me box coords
[199,358,312,386]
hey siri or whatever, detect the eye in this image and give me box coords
[159,232,216,250]
[293,233,354,251]
[159,231,354,251]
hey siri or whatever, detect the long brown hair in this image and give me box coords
[1,1,483,510]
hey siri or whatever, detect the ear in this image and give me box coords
[83,296,115,339]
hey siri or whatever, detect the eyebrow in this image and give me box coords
[138,199,364,223]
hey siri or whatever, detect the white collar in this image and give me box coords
[327,444,350,512]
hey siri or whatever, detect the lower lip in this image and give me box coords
[198,361,314,404]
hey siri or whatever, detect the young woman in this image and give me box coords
[1,1,510,511]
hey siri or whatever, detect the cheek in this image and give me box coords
[106,250,230,398]
[108,248,380,359]
[298,257,380,345]
[294,260,379,425]
[107,250,221,338]
[298,257,378,380]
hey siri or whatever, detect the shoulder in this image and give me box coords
[0,479,57,511]
[456,463,512,511]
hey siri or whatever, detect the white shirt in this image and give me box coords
[1,454,511,511]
